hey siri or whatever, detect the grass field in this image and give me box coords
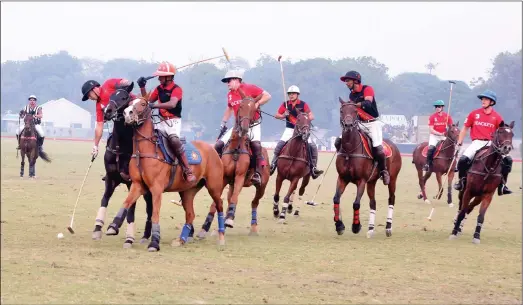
[1,138,521,304]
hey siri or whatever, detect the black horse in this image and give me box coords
[92,89,154,249]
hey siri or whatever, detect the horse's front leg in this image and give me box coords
[352,180,367,234]
[450,189,472,239]
[294,175,311,217]
[106,183,144,236]
[20,154,25,178]
[333,177,349,235]
[93,176,118,240]
[447,170,455,207]
[279,177,300,224]
[273,173,284,218]
[140,191,153,244]
[225,173,245,228]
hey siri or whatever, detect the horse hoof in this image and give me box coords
[197,230,207,239]
[448,234,458,240]
[148,247,158,252]
[287,205,293,213]
[352,224,362,234]
[278,218,286,224]
[210,229,217,237]
[123,241,133,249]
[293,211,300,217]
[417,193,423,200]
[366,230,374,238]
[448,203,454,208]
[386,229,392,237]
[249,231,259,236]
[171,239,183,247]
[106,227,118,235]
[424,199,431,205]
[225,219,234,228]
[433,195,438,199]
[92,231,102,240]
[140,238,148,244]
[472,238,481,245]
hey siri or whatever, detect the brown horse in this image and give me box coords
[198,90,270,238]
[18,113,51,178]
[412,122,460,206]
[333,99,402,238]
[450,121,515,244]
[105,94,225,252]
[272,110,312,222]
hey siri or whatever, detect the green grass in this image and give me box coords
[1,138,521,304]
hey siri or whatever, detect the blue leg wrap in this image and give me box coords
[217,212,225,233]
[227,203,237,219]
[180,224,193,243]
[251,209,257,225]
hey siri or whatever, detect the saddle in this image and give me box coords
[156,130,202,166]
[360,132,393,159]
[421,140,445,158]
[223,138,257,170]
[279,139,310,165]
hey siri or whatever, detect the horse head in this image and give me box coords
[104,89,132,122]
[338,97,359,132]
[492,120,515,156]
[445,121,460,143]
[294,108,311,141]
[23,112,35,136]
[236,88,261,137]
[124,92,152,126]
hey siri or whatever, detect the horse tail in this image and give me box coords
[39,150,52,163]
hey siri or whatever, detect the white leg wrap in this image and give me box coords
[126,222,136,241]
[95,207,107,227]
[387,205,394,224]
[369,209,376,229]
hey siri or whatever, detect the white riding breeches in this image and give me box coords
[462,140,490,160]
[156,118,182,138]
[280,127,312,143]
[428,134,446,147]
[220,123,261,143]
[346,120,383,147]
[16,123,44,137]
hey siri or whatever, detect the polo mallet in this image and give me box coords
[427,80,456,221]
[277,55,288,109]
[170,199,183,207]
[306,151,337,206]
[67,155,96,234]
[16,116,21,158]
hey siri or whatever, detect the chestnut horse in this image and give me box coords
[18,113,51,178]
[106,94,225,252]
[334,99,402,238]
[412,122,460,206]
[198,90,270,237]
[272,110,312,222]
[450,121,515,244]
[93,89,154,249]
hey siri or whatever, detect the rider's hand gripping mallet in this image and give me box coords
[67,155,96,234]
[306,151,337,206]
[427,80,456,221]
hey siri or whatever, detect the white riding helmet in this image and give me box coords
[28,95,37,100]
[287,85,300,94]
[221,69,244,83]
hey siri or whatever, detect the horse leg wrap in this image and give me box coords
[227,203,237,220]
[143,220,152,239]
[473,214,485,239]
[386,205,394,229]
[114,208,128,228]
[95,207,107,227]
[251,209,258,225]
[202,213,215,232]
[368,209,376,231]
[125,222,135,243]
[353,209,360,224]
[333,203,341,222]
[180,224,193,243]
[151,223,160,243]
[217,212,225,233]
[273,194,280,203]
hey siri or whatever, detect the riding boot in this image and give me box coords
[308,142,324,179]
[169,135,196,183]
[16,134,20,150]
[374,145,390,185]
[270,140,286,176]
[453,156,471,191]
[38,136,45,154]
[334,137,341,152]
[250,140,264,186]
[214,140,225,158]
[498,156,513,196]
[423,145,436,172]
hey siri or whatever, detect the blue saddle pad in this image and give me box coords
[157,133,202,165]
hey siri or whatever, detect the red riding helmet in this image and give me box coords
[153,62,176,77]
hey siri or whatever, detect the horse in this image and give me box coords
[449,121,515,244]
[412,122,460,206]
[106,93,225,252]
[18,113,51,178]
[90,89,154,249]
[272,110,312,222]
[197,89,270,238]
[333,99,402,238]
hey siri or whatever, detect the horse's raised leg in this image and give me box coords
[279,178,299,224]
[450,189,472,240]
[295,175,311,217]
[204,176,226,245]
[123,200,137,248]
[199,201,217,238]
[273,173,284,218]
[225,174,245,228]
[366,181,377,238]
[106,183,144,236]
[447,170,455,207]
[472,194,493,244]
[172,188,200,247]
[29,158,36,178]
[20,153,25,178]
[140,191,153,244]
[93,176,118,240]
[250,183,266,236]
[385,174,398,237]
[333,177,348,235]
[352,180,367,234]
[147,184,163,252]
[421,170,432,204]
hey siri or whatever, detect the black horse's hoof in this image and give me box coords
[273,206,279,218]
[106,224,119,236]
[335,220,345,235]
[417,193,423,199]
[287,204,293,214]
[352,223,362,234]
[147,241,160,252]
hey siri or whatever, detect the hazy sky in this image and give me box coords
[1,2,521,83]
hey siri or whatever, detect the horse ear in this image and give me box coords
[509,121,515,129]
[338,97,346,104]
[499,120,505,127]
[455,121,459,127]
[142,90,151,101]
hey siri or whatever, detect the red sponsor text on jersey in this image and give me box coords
[429,112,453,133]
[95,78,136,122]
[464,108,504,141]
[227,83,264,121]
